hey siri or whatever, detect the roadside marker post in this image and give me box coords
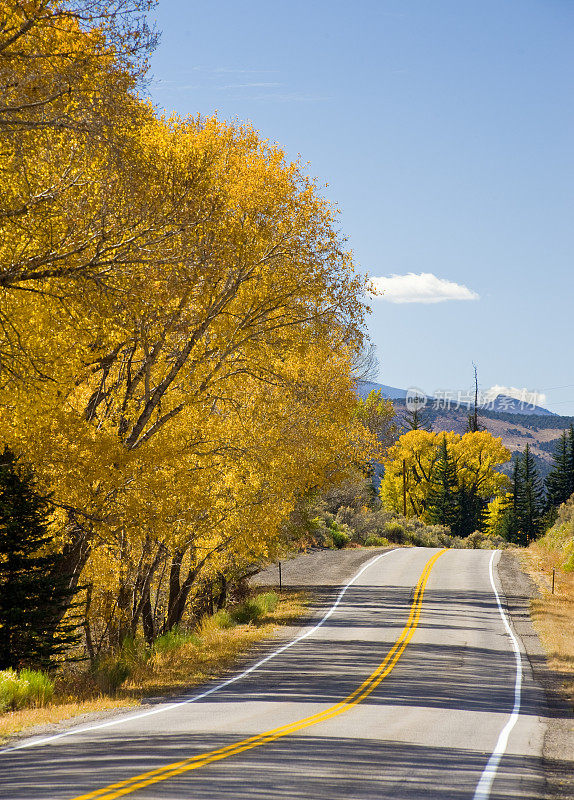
[279,561,282,592]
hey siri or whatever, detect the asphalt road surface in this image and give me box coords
[0,547,553,799]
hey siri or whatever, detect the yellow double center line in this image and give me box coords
[72,548,446,800]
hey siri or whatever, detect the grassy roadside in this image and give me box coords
[518,544,574,708]
[0,590,308,744]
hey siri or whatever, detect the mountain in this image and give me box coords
[356,381,411,401]
[357,381,555,417]
[484,394,555,417]
[357,381,570,477]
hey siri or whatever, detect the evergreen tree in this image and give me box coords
[0,447,80,669]
[458,479,486,536]
[504,457,523,544]
[504,445,545,545]
[426,436,460,530]
[520,444,545,543]
[402,399,432,432]
[567,425,574,497]
[545,430,571,511]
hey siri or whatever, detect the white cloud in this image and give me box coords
[484,385,546,407]
[369,272,479,304]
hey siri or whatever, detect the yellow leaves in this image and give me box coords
[484,494,512,537]
[0,2,376,640]
[380,429,512,519]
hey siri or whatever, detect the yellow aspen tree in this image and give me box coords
[380,429,510,520]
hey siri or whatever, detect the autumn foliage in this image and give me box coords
[380,430,511,536]
[0,2,378,661]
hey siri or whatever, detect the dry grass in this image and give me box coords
[0,697,138,742]
[0,590,308,744]
[518,545,574,707]
[122,590,308,696]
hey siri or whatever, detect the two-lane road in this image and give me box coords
[0,548,551,799]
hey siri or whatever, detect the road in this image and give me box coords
[0,547,552,799]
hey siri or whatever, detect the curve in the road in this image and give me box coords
[69,549,447,800]
[1,549,396,756]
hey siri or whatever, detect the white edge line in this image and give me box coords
[473,549,523,800]
[0,549,396,754]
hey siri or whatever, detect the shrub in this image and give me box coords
[210,610,235,629]
[539,496,574,571]
[364,534,390,547]
[255,592,278,614]
[153,626,201,654]
[0,668,54,711]
[0,670,28,711]
[120,635,150,667]
[229,591,279,624]
[18,668,54,706]
[384,522,406,543]
[93,658,130,694]
[329,526,351,549]
[231,600,264,624]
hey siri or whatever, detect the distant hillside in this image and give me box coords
[356,381,571,477]
[356,381,410,401]
[357,380,555,417]
[393,399,573,477]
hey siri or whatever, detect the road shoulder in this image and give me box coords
[498,550,574,800]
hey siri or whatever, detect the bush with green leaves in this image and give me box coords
[231,600,264,624]
[120,635,151,667]
[0,668,54,711]
[230,592,279,624]
[210,609,235,629]
[92,658,130,694]
[384,522,406,543]
[255,592,278,614]
[153,626,201,654]
[364,534,390,547]
[329,525,351,549]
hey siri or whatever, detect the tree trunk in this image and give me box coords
[215,572,227,610]
[166,563,201,630]
[141,587,155,645]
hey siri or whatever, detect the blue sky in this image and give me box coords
[148,0,574,414]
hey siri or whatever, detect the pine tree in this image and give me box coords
[502,449,545,546]
[567,425,574,497]
[520,444,545,543]
[458,479,486,536]
[500,457,522,544]
[402,399,432,432]
[545,430,571,511]
[0,447,81,669]
[426,436,460,531]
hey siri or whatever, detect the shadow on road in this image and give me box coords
[0,582,562,799]
[0,732,551,800]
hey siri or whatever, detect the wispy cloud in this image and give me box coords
[369,272,479,304]
[151,67,328,105]
[484,385,546,407]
